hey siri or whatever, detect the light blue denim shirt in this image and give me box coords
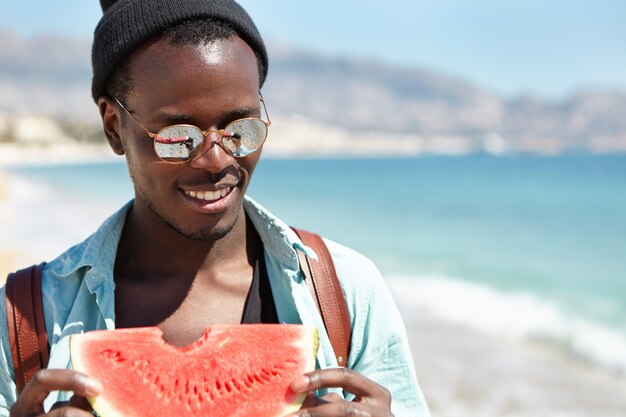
[0,196,430,417]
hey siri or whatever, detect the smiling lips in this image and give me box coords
[184,187,232,202]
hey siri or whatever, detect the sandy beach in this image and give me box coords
[0,170,37,282]
[0,250,37,285]
[395,297,626,417]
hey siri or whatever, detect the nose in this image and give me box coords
[188,131,236,173]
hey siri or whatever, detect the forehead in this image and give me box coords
[125,35,260,109]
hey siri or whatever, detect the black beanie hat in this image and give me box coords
[91,0,268,102]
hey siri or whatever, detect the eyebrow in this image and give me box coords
[226,106,261,119]
[150,106,261,127]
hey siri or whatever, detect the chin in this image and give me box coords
[168,208,241,241]
[172,221,236,242]
[143,195,241,242]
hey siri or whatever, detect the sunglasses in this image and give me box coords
[113,94,271,163]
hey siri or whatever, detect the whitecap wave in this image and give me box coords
[388,274,626,375]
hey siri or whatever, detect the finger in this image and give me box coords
[15,369,102,416]
[45,405,97,417]
[50,401,70,411]
[319,392,344,403]
[291,368,389,400]
[300,393,326,409]
[301,394,321,408]
[31,397,93,414]
[292,400,363,417]
[18,401,94,417]
[69,395,94,411]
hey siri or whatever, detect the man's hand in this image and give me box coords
[289,368,394,417]
[9,369,102,417]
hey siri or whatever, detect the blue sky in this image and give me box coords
[1,0,625,98]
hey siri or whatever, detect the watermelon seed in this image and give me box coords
[208,387,215,402]
[201,380,214,402]
[231,378,242,392]
[259,370,272,382]
[100,349,125,363]
[132,359,148,370]
[202,379,210,394]
[224,381,233,394]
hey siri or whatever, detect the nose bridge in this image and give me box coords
[201,128,224,144]
[189,129,234,171]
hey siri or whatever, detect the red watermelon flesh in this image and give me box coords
[70,325,318,417]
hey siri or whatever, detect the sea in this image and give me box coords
[2,154,626,377]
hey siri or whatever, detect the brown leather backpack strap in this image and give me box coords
[5,263,49,394]
[292,228,351,367]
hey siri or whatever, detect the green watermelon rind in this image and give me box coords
[70,325,319,417]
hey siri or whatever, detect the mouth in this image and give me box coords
[181,186,236,213]
[184,187,232,202]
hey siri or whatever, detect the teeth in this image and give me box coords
[185,188,231,201]
[205,191,219,200]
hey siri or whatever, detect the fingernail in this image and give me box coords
[290,375,310,392]
[84,378,103,395]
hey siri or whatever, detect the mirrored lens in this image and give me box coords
[153,126,204,162]
[223,119,268,157]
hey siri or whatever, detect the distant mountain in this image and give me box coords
[0,30,94,120]
[1,29,625,154]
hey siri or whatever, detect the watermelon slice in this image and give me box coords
[71,325,318,417]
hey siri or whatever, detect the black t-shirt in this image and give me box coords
[240,253,278,324]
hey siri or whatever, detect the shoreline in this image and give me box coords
[2,141,624,169]
[396,301,626,417]
[0,143,118,168]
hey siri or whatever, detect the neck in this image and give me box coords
[115,199,259,282]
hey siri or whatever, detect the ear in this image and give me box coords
[98,96,125,155]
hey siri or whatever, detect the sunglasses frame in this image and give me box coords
[113,94,272,163]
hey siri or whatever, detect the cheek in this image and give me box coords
[242,150,263,178]
[121,130,155,161]
[122,134,168,177]
[124,143,176,192]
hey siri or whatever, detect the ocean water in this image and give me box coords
[3,154,626,374]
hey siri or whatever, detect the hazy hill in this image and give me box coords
[1,29,625,154]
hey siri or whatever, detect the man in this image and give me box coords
[0,1,430,416]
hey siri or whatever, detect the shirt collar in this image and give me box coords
[243,195,317,270]
[48,197,316,286]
